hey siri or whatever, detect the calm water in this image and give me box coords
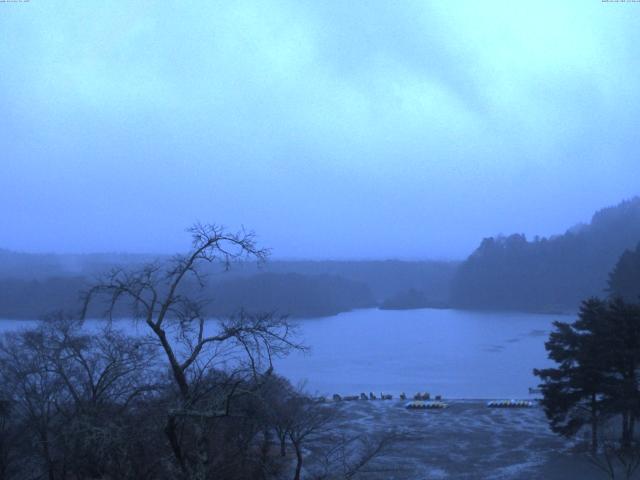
[0,308,573,399]
[274,308,572,399]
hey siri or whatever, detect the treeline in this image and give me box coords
[0,251,457,319]
[207,273,373,317]
[608,242,640,302]
[252,260,457,303]
[451,197,640,312]
[0,251,458,305]
[0,249,158,280]
[379,288,449,310]
[0,274,375,320]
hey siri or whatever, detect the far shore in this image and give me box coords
[0,304,577,323]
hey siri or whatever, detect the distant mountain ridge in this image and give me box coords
[450,197,640,312]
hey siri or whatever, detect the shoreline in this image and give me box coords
[307,399,600,479]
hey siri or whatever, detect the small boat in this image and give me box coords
[406,400,447,410]
[487,400,533,408]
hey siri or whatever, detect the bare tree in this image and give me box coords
[0,384,25,480]
[81,223,302,479]
[0,326,65,480]
[260,375,297,457]
[286,397,337,480]
[0,313,160,480]
[279,395,398,480]
[312,432,400,480]
[588,423,640,480]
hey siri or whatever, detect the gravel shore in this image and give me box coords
[305,399,605,479]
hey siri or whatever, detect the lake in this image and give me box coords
[274,308,573,399]
[0,308,573,399]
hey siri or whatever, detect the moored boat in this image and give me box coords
[406,400,447,410]
[487,400,533,408]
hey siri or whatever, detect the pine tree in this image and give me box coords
[535,298,640,450]
[608,243,640,302]
[534,298,610,452]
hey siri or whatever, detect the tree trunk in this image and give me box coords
[193,421,209,480]
[165,416,187,475]
[261,429,272,461]
[149,323,190,398]
[40,429,55,480]
[293,442,303,480]
[591,394,598,454]
[280,435,286,457]
[622,412,631,448]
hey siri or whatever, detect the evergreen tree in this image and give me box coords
[534,298,610,452]
[608,243,640,302]
[535,298,640,450]
[600,298,640,448]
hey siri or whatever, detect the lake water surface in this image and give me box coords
[273,308,573,399]
[0,308,573,399]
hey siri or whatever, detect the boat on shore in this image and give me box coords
[487,400,533,408]
[406,400,448,410]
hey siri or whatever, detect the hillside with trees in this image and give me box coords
[0,273,375,320]
[607,242,640,303]
[451,197,640,312]
[0,250,456,319]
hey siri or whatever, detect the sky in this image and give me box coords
[1,1,639,260]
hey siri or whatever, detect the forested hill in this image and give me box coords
[450,197,640,312]
[0,251,456,319]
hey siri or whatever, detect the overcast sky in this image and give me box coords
[1,1,639,259]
